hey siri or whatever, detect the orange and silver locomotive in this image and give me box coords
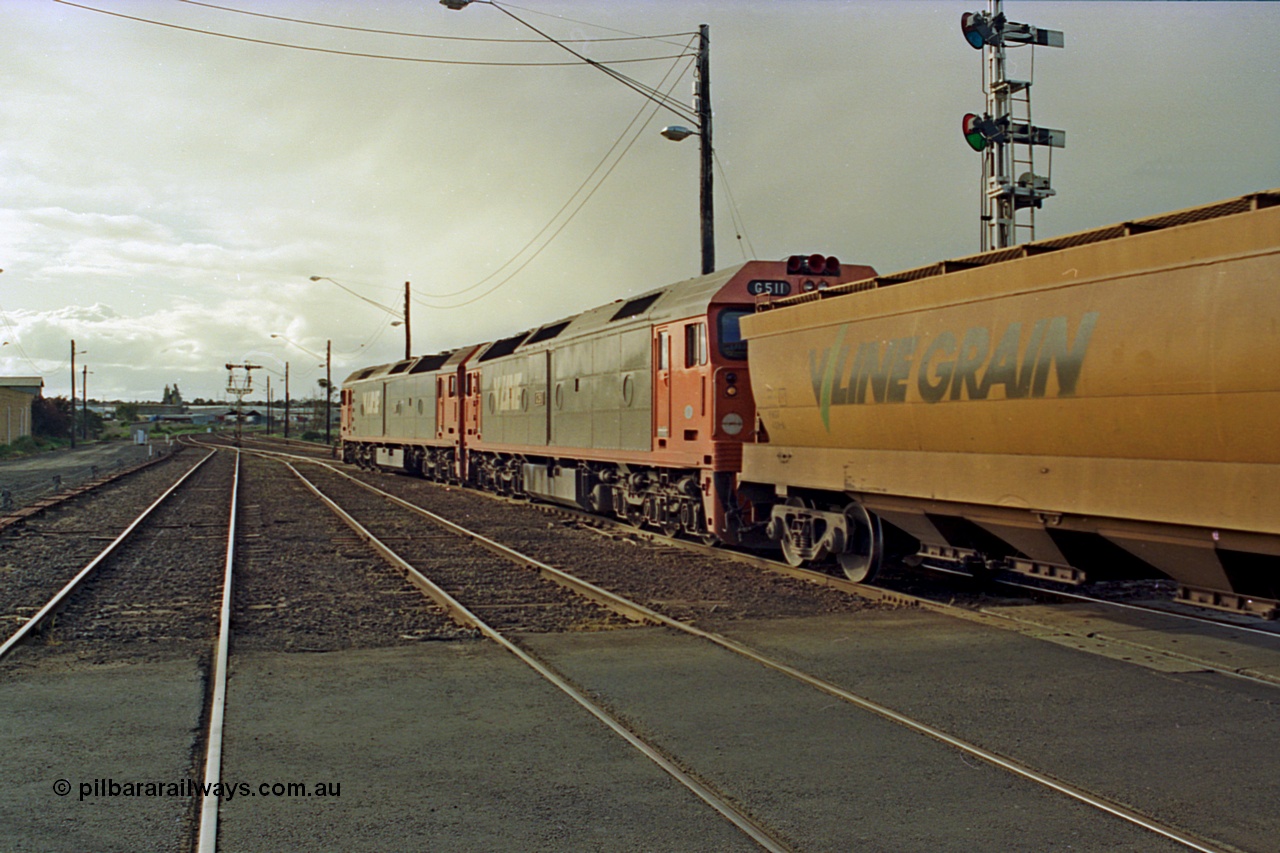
[341,256,871,545]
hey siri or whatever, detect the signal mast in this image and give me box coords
[960,1,1065,251]
[225,363,261,447]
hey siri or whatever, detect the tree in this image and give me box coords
[115,402,140,424]
[32,396,72,439]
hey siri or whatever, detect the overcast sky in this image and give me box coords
[2,0,1277,402]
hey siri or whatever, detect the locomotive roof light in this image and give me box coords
[787,254,842,276]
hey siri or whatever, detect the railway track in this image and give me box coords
[9,433,1271,849]
[245,434,1280,689]
[0,449,239,852]
[248,449,1253,852]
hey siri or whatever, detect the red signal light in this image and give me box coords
[787,254,841,276]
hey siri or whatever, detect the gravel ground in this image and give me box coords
[0,441,172,511]
[292,463,638,635]
[0,448,201,643]
[231,453,472,651]
[305,463,881,632]
[1,448,231,672]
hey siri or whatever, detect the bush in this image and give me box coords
[0,434,66,459]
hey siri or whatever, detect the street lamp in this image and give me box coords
[441,4,715,275]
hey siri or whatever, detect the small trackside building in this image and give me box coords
[0,377,43,445]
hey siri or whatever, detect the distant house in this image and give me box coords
[0,377,43,445]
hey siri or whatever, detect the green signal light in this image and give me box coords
[962,113,987,151]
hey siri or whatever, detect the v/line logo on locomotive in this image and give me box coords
[810,311,1100,430]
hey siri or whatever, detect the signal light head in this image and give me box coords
[963,113,986,151]
[961,11,997,49]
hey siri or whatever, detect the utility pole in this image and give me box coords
[696,24,714,275]
[82,365,88,440]
[325,339,332,445]
[284,362,290,439]
[69,340,77,449]
[266,376,272,435]
[404,281,412,360]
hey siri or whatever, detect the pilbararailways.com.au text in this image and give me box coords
[54,778,341,801]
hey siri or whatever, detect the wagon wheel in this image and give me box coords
[837,502,883,583]
[622,503,646,528]
[777,496,810,567]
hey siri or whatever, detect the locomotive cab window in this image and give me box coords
[718,308,751,360]
[657,331,670,370]
[448,375,457,397]
[685,322,708,367]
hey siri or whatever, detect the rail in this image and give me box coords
[0,450,216,662]
[276,453,1235,853]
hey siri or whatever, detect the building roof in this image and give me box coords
[0,377,44,394]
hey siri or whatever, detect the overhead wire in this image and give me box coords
[171,0,694,45]
[486,1,699,124]
[714,151,756,260]
[496,2,696,49]
[53,0,724,316]
[411,35,698,306]
[412,83,683,311]
[53,0,692,67]
[0,305,45,375]
[412,52,698,308]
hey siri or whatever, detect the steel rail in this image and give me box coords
[218,441,1280,686]
[296,458,1237,853]
[0,450,217,662]
[281,460,793,853]
[984,576,1280,639]
[196,449,239,853]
